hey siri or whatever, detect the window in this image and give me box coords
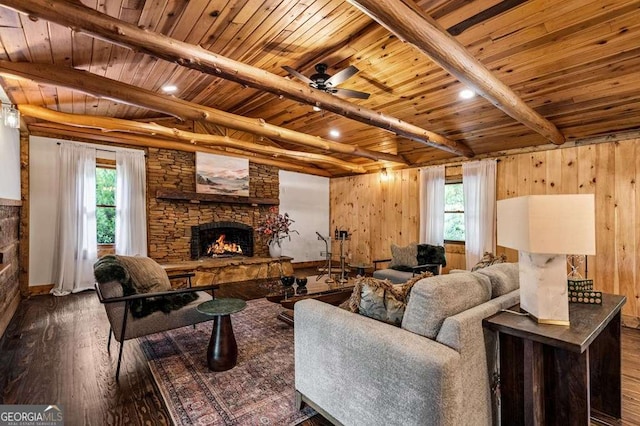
[444,182,465,242]
[96,167,116,244]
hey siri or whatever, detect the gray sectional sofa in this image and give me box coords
[294,262,520,426]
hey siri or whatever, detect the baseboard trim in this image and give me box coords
[29,284,54,296]
[0,291,20,338]
[622,314,640,329]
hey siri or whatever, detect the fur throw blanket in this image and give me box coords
[94,255,198,318]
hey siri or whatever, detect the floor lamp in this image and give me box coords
[497,194,596,325]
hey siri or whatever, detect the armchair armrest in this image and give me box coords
[168,272,196,288]
[412,263,442,276]
[294,300,461,425]
[95,281,219,304]
[372,258,392,270]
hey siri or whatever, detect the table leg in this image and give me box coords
[589,311,622,420]
[499,333,525,426]
[544,346,589,425]
[206,314,238,371]
[523,340,545,426]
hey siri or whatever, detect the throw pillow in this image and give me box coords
[416,244,447,267]
[388,243,418,271]
[345,277,405,325]
[115,255,172,294]
[471,252,507,272]
[345,272,434,326]
[93,255,199,318]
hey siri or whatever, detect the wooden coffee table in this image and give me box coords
[266,275,355,325]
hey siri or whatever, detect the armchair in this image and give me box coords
[373,243,447,284]
[95,268,219,380]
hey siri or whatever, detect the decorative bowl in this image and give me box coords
[280,275,296,287]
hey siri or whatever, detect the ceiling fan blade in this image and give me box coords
[332,87,371,100]
[325,65,359,87]
[282,66,313,85]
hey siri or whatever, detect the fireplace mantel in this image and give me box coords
[161,256,294,286]
[156,190,279,206]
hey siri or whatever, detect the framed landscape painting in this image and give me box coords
[195,152,250,196]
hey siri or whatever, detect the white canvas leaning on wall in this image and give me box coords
[195,152,249,196]
[279,170,329,262]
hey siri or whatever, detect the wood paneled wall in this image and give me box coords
[330,169,465,273]
[497,139,639,322]
[330,137,640,322]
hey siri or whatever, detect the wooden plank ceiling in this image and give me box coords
[0,0,638,176]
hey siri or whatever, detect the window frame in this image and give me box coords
[96,161,116,248]
[444,179,465,244]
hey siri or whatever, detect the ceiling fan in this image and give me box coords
[282,63,370,99]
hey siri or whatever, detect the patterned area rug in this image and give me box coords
[140,298,316,426]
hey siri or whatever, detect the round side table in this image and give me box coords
[197,298,247,372]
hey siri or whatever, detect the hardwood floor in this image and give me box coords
[1,283,638,425]
[0,271,330,426]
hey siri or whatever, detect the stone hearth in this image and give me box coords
[162,256,294,286]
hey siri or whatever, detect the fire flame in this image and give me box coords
[206,234,243,256]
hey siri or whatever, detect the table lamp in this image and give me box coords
[497,194,596,325]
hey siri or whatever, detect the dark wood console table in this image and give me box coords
[483,293,626,425]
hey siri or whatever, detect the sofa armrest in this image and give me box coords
[295,299,462,426]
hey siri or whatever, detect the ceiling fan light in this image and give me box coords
[313,106,321,112]
[329,129,340,137]
[459,89,475,99]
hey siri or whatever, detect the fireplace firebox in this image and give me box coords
[191,221,254,259]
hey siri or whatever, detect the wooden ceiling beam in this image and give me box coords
[26,122,333,177]
[0,0,474,158]
[0,60,403,165]
[19,104,367,174]
[348,0,566,145]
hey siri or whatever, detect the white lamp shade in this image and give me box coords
[497,194,596,255]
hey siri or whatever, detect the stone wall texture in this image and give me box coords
[146,148,279,263]
[0,204,20,335]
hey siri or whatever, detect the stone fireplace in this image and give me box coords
[191,221,254,259]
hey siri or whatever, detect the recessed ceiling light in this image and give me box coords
[162,84,178,93]
[459,89,475,99]
[329,129,340,137]
[313,106,321,112]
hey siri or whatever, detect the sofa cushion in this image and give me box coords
[389,243,418,270]
[401,272,492,339]
[473,262,519,298]
[471,252,507,271]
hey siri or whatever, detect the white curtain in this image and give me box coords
[463,159,497,269]
[419,165,445,245]
[52,143,97,296]
[115,150,147,256]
